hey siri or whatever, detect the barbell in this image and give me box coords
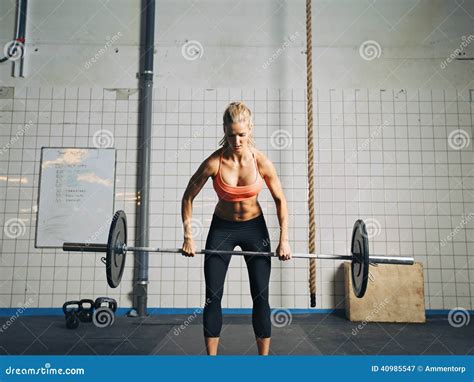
[62,210,414,298]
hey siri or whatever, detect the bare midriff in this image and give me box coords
[214,197,263,221]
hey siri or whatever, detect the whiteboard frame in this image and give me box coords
[35,147,117,249]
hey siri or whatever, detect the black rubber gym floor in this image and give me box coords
[0,313,472,355]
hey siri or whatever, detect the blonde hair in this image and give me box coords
[219,101,255,148]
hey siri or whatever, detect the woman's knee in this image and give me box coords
[249,282,270,302]
[252,296,270,311]
[204,294,222,309]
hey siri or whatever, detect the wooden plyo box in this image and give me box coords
[344,262,426,323]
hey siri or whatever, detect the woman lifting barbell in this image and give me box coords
[181,101,292,356]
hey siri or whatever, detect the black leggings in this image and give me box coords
[203,214,272,339]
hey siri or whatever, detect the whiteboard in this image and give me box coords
[35,147,116,248]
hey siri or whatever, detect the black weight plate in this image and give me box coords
[106,210,127,288]
[351,219,369,298]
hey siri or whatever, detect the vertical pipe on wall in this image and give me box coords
[12,0,27,77]
[135,0,156,317]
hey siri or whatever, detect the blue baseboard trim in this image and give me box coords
[0,307,472,317]
[425,309,473,315]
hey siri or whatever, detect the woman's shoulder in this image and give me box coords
[252,148,272,175]
[210,147,225,162]
[203,148,223,175]
[252,147,269,163]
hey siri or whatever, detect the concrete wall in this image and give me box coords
[1,0,473,89]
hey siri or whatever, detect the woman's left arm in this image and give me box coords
[259,153,292,260]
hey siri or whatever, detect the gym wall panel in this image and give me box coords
[0,86,472,312]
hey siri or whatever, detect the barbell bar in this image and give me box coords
[61,244,414,265]
[62,210,415,298]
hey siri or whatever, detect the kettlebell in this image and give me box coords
[63,301,82,329]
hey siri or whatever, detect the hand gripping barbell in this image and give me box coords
[62,210,414,298]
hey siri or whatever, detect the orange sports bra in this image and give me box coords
[213,151,264,202]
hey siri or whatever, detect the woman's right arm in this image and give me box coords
[181,155,217,256]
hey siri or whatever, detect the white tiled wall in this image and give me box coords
[0,86,472,310]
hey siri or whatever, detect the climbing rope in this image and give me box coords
[306,0,317,307]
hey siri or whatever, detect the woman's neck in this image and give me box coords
[223,146,253,164]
